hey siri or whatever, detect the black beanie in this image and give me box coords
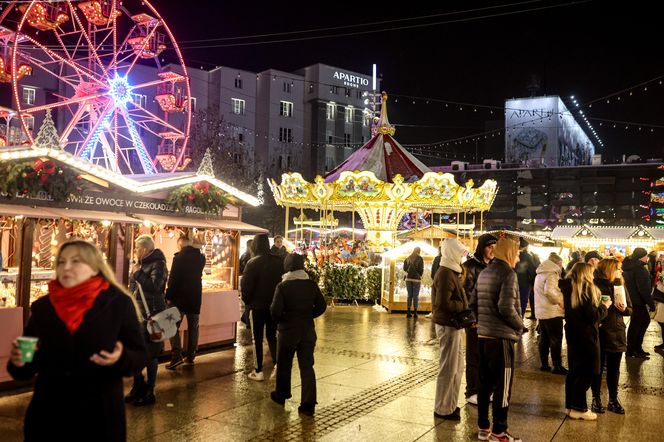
[284,253,305,272]
[632,248,648,260]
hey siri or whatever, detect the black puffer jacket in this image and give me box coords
[622,257,653,308]
[477,259,523,341]
[595,277,632,353]
[271,273,327,331]
[165,246,206,314]
[242,234,285,310]
[130,248,168,359]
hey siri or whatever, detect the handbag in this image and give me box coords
[136,283,181,342]
[450,309,476,329]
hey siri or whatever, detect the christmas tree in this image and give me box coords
[33,109,62,150]
[197,148,215,177]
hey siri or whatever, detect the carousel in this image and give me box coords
[269,93,500,311]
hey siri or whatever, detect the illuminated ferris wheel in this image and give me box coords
[0,0,192,174]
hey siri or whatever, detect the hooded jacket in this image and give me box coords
[534,259,564,320]
[463,233,496,317]
[622,256,653,308]
[241,234,285,310]
[477,238,523,341]
[404,252,424,281]
[165,245,206,314]
[432,239,468,327]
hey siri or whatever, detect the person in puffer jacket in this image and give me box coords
[534,253,567,375]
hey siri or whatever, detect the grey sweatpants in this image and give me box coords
[434,324,464,415]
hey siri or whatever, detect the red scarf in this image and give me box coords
[48,276,110,334]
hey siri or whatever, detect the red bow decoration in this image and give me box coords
[43,160,56,175]
[33,159,44,172]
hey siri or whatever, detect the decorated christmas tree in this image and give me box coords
[33,109,62,150]
[196,147,215,177]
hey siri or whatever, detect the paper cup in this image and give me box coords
[16,337,38,363]
[614,286,626,306]
[601,295,611,303]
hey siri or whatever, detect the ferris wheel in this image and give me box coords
[0,0,192,174]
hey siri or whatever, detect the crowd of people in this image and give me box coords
[430,235,663,442]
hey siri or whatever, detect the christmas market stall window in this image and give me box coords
[0,159,82,202]
[166,181,229,215]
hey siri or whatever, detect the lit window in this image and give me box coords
[132,93,147,108]
[232,98,245,115]
[280,101,293,117]
[23,87,36,105]
[345,106,353,123]
[326,103,335,120]
[25,116,35,131]
[189,97,197,113]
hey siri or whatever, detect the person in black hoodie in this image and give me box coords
[462,233,497,405]
[242,233,285,381]
[8,240,147,441]
[515,238,537,324]
[128,234,168,406]
[165,235,206,369]
[623,247,655,358]
[270,253,327,415]
[560,262,610,420]
[591,258,631,415]
[404,247,424,318]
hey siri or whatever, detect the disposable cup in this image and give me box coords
[16,337,38,363]
[601,295,611,303]
[614,286,626,306]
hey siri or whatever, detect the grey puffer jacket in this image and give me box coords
[477,259,523,342]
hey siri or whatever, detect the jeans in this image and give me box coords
[519,285,531,317]
[478,338,515,434]
[275,327,317,406]
[134,357,158,388]
[170,313,200,360]
[406,281,421,312]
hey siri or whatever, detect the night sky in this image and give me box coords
[159,0,663,164]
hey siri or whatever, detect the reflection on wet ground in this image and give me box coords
[1,306,663,441]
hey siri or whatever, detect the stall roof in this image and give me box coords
[43,208,140,224]
[132,213,267,232]
[0,203,53,218]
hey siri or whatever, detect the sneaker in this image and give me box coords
[425,313,433,319]
[539,365,551,372]
[466,394,478,405]
[434,407,460,421]
[133,387,156,407]
[166,354,184,370]
[489,431,522,442]
[478,428,491,441]
[248,370,264,381]
[607,399,625,414]
[568,409,597,420]
[551,365,568,375]
[298,403,315,416]
[270,365,277,380]
[184,357,195,366]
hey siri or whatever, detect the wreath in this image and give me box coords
[0,159,82,202]
[166,181,229,215]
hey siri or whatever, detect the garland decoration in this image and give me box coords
[166,180,229,215]
[0,159,82,202]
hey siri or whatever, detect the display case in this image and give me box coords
[0,268,54,308]
[380,241,439,313]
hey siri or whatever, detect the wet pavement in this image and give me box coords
[1,305,663,441]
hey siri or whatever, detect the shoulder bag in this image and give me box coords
[136,283,181,342]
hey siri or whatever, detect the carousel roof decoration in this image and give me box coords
[269,92,499,247]
[325,93,431,183]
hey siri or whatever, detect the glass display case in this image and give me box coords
[0,268,55,308]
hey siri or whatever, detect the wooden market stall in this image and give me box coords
[550,224,664,256]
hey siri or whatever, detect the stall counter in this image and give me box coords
[0,307,23,382]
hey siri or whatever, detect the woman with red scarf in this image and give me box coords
[7,240,147,441]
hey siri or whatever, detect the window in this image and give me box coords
[280,101,293,117]
[356,90,363,99]
[363,110,371,127]
[234,78,243,89]
[345,88,351,98]
[25,116,35,131]
[238,133,244,143]
[326,130,333,145]
[279,127,293,143]
[232,98,245,115]
[345,106,353,124]
[283,82,292,93]
[330,85,338,94]
[326,103,335,120]
[23,87,35,105]
[189,97,197,113]
[344,133,351,147]
[132,93,147,108]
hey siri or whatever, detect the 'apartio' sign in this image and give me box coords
[333,71,369,89]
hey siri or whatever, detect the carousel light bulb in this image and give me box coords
[143,220,152,228]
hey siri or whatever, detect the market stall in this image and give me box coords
[550,224,664,256]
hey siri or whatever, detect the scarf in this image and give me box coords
[48,275,110,334]
[282,269,309,281]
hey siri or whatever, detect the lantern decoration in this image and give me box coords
[18,2,69,31]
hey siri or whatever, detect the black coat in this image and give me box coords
[560,279,608,374]
[130,248,168,359]
[271,274,327,331]
[7,286,147,442]
[165,246,206,314]
[516,250,537,288]
[431,254,441,279]
[463,255,489,317]
[241,253,285,310]
[595,277,632,353]
[403,254,424,280]
[622,256,654,308]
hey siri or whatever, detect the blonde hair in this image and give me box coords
[567,262,601,309]
[134,234,155,251]
[598,258,621,283]
[56,240,140,315]
[548,253,563,265]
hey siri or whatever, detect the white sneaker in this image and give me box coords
[270,365,277,380]
[478,428,491,441]
[248,370,264,381]
[466,394,478,405]
[488,432,522,442]
[568,409,597,420]
[425,313,433,319]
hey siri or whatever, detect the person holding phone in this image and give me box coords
[7,239,147,441]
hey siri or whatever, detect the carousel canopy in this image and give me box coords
[324,93,430,183]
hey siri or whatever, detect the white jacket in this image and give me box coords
[534,259,564,319]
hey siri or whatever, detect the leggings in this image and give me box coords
[591,351,622,400]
